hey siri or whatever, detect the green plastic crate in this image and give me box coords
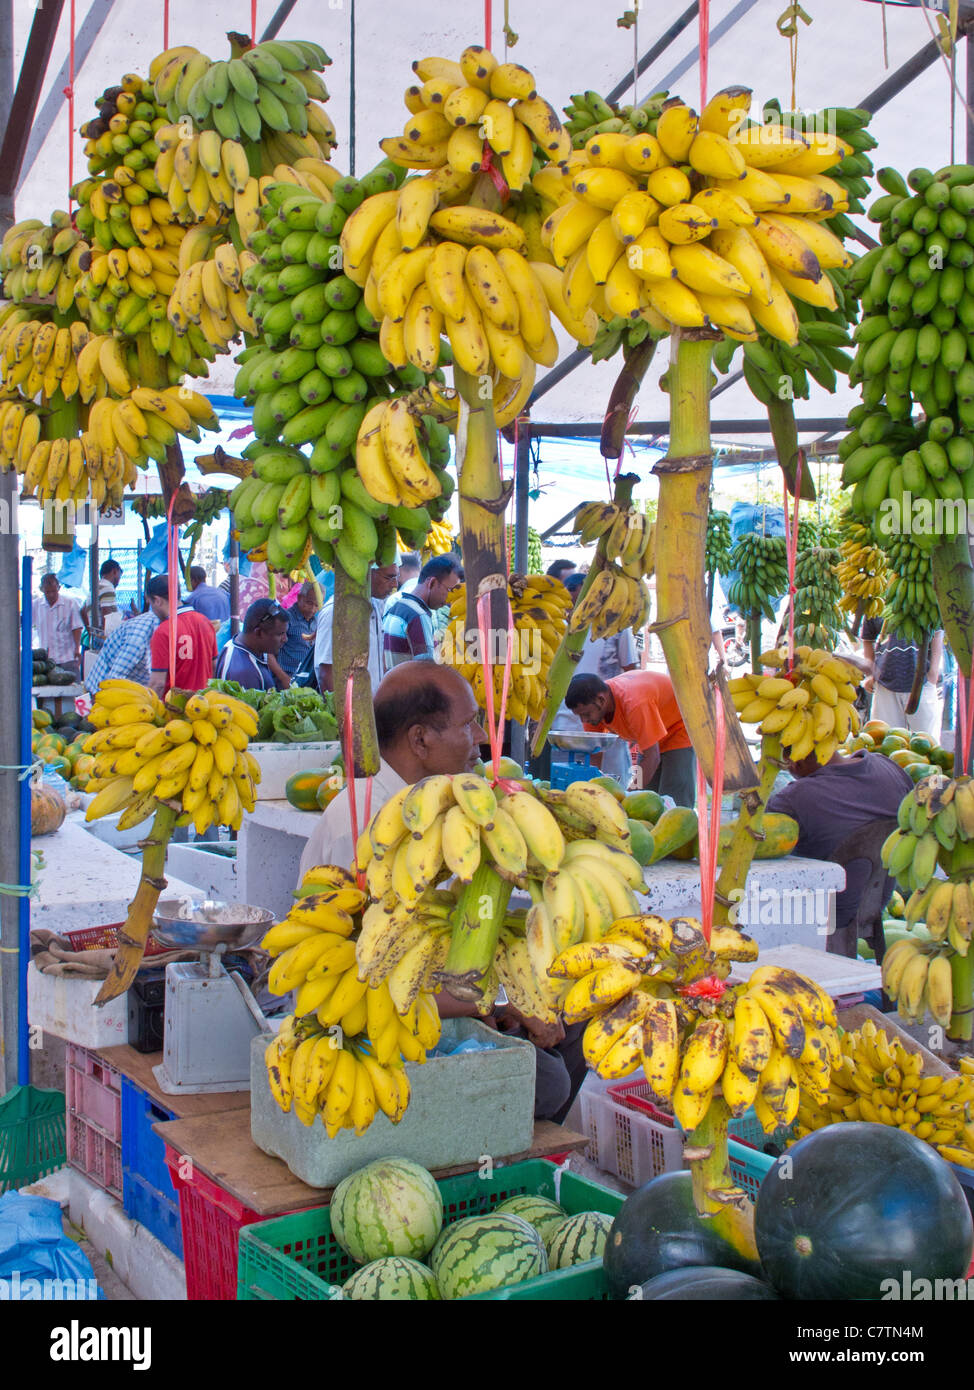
[237,1159,625,1302]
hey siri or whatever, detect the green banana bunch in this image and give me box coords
[506,524,543,574]
[233,164,455,575]
[879,535,941,644]
[705,508,732,577]
[790,546,843,650]
[725,533,789,622]
[561,89,668,145]
[0,211,90,317]
[843,162,974,517]
[151,37,335,153]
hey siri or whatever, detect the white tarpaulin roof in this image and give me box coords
[9,0,972,439]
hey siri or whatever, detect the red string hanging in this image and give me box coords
[694,689,725,946]
[344,672,373,890]
[479,142,510,201]
[782,449,804,672]
[166,494,181,692]
[699,0,711,112]
[251,0,258,44]
[485,0,492,49]
[163,0,170,50]
[63,0,77,208]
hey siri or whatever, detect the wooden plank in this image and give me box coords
[92,1044,251,1117]
[152,1110,588,1217]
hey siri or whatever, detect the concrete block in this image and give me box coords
[250,1019,536,1188]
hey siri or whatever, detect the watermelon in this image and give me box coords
[431,1214,548,1299]
[546,1211,614,1268]
[331,1158,444,1264]
[494,1195,566,1248]
[341,1257,440,1301]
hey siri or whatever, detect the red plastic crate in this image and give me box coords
[65,1044,122,1141]
[63,923,166,957]
[608,1081,676,1126]
[67,1111,123,1199]
[164,1147,302,1301]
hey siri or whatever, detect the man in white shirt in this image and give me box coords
[298,660,486,880]
[383,552,421,613]
[35,574,83,676]
[315,563,399,694]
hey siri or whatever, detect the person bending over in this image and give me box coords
[566,669,695,806]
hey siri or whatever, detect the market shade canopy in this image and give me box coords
[6,0,972,437]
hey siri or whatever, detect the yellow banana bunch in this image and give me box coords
[835,511,889,621]
[83,681,260,833]
[880,937,956,1026]
[794,1019,974,1169]
[567,561,650,641]
[439,572,571,723]
[264,1019,414,1135]
[424,517,455,556]
[528,91,855,343]
[573,500,655,579]
[728,645,862,765]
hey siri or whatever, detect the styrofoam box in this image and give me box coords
[249,742,341,801]
[28,961,130,1048]
[250,1018,536,1188]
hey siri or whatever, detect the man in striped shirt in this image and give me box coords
[84,588,167,697]
[382,555,462,667]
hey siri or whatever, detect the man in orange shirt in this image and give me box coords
[566,669,696,806]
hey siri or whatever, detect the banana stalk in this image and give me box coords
[601,337,658,460]
[532,474,639,756]
[41,391,79,553]
[454,363,511,719]
[332,560,379,778]
[765,395,816,502]
[436,860,512,1002]
[931,535,974,1035]
[653,330,758,793]
[685,1096,760,1255]
[748,611,762,674]
[95,802,179,1003]
[948,945,973,1044]
[713,735,783,930]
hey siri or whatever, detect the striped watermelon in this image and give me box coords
[341,1257,440,1301]
[546,1211,614,1268]
[494,1195,566,1248]
[431,1213,548,1299]
[331,1158,443,1264]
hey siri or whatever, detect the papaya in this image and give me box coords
[623,789,665,824]
[590,774,626,802]
[628,818,656,867]
[285,768,331,812]
[716,812,799,860]
[32,708,52,729]
[646,806,699,863]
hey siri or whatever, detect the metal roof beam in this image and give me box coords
[605,2,699,104]
[260,0,301,41]
[0,0,66,200]
[860,16,974,114]
[526,418,849,438]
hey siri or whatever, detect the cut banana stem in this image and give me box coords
[94,803,179,1003]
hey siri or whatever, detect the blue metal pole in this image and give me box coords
[18,554,31,1085]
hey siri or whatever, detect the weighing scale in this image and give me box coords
[150,898,274,1096]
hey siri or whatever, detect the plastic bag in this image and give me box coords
[0,1192,103,1299]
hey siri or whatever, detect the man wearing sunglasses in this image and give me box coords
[214,597,291,691]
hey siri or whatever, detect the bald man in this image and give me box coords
[297,662,487,881]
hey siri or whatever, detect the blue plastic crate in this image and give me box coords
[120,1078,177,1197]
[550,755,604,791]
[728,1137,774,1202]
[123,1169,183,1259]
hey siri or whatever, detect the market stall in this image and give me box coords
[3,0,974,1325]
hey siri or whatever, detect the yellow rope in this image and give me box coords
[776,3,812,111]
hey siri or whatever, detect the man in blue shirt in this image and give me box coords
[279,582,320,678]
[214,598,290,691]
[185,566,231,624]
[383,555,461,667]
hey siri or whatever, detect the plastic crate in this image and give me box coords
[550,757,603,791]
[237,1159,624,1302]
[580,1087,776,1193]
[63,923,167,957]
[121,1079,177,1199]
[0,1085,65,1195]
[65,1044,121,1141]
[165,1146,302,1301]
[608,1081,796,1153]
[67,1111,123,1199]
[124,1170,183,1258]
